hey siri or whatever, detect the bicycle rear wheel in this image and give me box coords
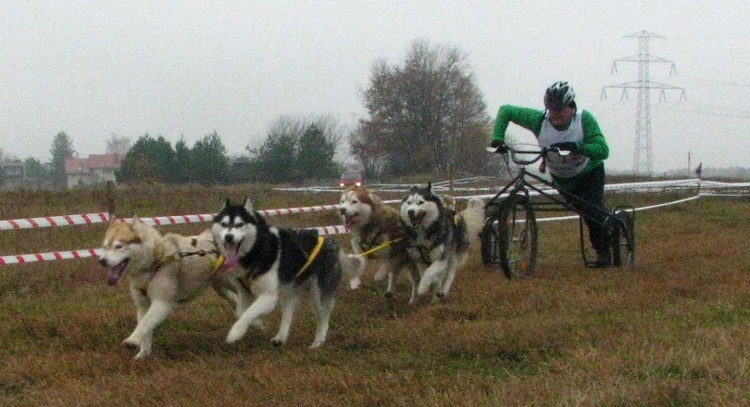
[497,194,538,278]
[610,209,636,268]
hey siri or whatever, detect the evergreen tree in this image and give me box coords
[256,132,297,183]
[49,131,75,188]
[297,123,339,181]
[117,134,175,183]
[190,131,229,186]
[173,137,191,184]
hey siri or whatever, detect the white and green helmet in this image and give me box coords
[544,81,576,110]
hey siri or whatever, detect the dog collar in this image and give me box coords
[209,255,225,278]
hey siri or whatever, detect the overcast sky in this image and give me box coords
[2,0,748,173]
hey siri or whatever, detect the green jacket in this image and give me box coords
[491,105,609,188]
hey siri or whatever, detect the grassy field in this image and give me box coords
[1,184,749,406]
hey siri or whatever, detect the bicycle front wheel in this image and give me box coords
[497,194,538,279]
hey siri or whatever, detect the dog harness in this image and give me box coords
[148,248,223,279]
[294,236,326,280]
[357,237,403,257]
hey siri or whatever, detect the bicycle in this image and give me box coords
[480,144,636,279]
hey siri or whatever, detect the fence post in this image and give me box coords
[105,181,116,220]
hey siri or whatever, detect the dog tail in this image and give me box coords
[339,250,367,291]
[460,197,486,246]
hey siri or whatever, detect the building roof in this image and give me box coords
[65,154,122,174]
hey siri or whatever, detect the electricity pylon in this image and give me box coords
[601,30,686,176]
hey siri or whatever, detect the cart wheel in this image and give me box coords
[610,209,635,268]
[496,194,538,279]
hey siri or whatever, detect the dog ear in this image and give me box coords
[426,181,432,193]
[243,197,254,212]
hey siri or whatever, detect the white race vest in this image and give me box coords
[538,112,590,178]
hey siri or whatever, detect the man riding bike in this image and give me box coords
[489,81,612,267]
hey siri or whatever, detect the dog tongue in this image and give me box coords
[222,247,239,270]
[106,267,124,286]
[345,214,361,227]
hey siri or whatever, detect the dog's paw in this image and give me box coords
[309,339,325,349]
[416,283,430,296]
[383,290,395,299]
[270,337,285,347]
[226,325,247,344]
[123,336,140,348]
[349,276,361,290]
[432,292,448,304]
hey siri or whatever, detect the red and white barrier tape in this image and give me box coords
[0,224,350,265]
[0,203,344,230]
[0,213,110,230]
[1,178,746,266]
[0,249,101,265]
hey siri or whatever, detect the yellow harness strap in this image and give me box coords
[358,237,403,257]
[209,255,225,278]
[152,252,178,271]
[294,236,325,280]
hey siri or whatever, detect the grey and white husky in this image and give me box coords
[212,198,364,348]
[399,183,485,300]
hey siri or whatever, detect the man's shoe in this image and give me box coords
[593,248,611,268]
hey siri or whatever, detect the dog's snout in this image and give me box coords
[224,234,234,244]
[98,257,107,267]
[339,207,346,215]
[407,209,415,217]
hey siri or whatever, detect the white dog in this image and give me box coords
[98,217,258,358]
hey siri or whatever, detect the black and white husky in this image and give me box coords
[212,198,364,348]
[400,183,485,300]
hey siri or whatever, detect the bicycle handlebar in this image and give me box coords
[486,144,570,166]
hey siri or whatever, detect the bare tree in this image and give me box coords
[105,133,132,158]
[356,39,490,177]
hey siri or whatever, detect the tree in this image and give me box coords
[297,123,339,181]
[117,134,175,183]
[255,130,298,183]
[190,131,229,186]
[248,116,345,184]
[105,133,132,158]
[49,131,75,188]
[24,157,50,187]
[173,137,191,184]
[355,39,490,177]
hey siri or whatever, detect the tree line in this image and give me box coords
[6,40,496,188]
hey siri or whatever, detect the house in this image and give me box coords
[1,160,27,190]
[65,154,122,188]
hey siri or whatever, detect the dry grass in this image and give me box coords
[1,185,749,406]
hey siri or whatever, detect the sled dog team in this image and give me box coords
[98,183,485,358]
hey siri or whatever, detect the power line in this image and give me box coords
[651,104,750,120]
[675,75,750,88]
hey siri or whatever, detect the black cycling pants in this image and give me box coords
[558,164,609,252]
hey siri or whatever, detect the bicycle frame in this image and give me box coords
[487,148,577,216]
[486,146,635,268]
